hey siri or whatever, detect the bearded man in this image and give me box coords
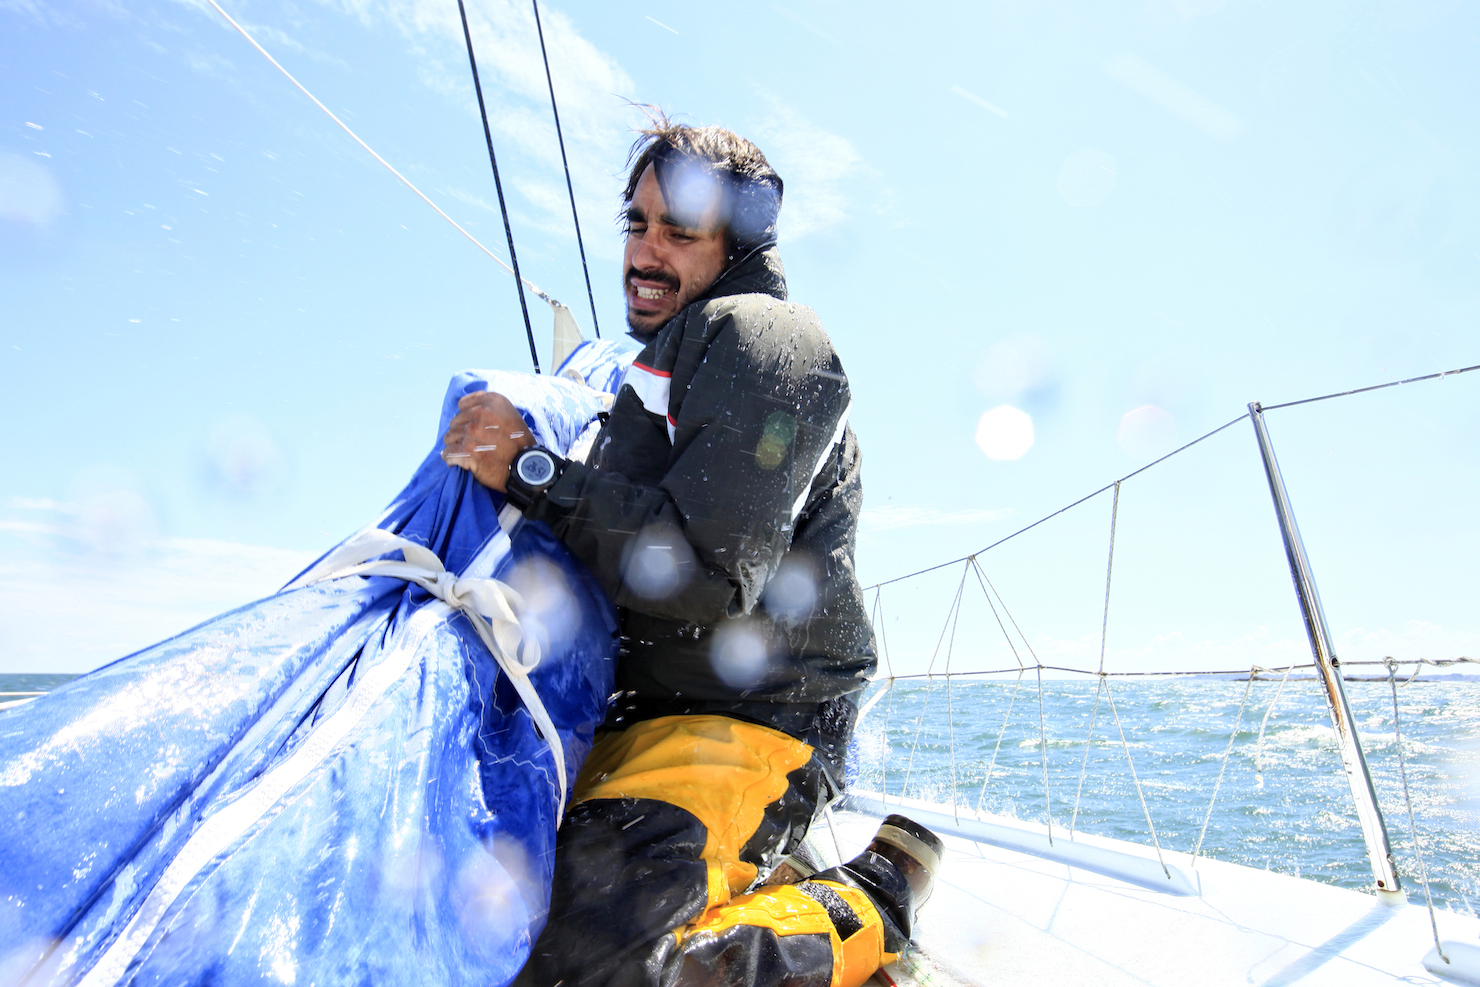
[443,119,942,987]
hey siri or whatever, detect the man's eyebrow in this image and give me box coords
[659,211,710,233]
[625,203,704,233]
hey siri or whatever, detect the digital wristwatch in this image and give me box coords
[503,445,565,512]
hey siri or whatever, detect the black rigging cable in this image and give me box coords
[872,357,1479,589]
[531,0,602,339]
[456,0,541,373]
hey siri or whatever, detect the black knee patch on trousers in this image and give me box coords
[796,881,864,940]
[517,797,712,987]
[739,758,826,877]
[812,850,913,953]
[661,926,833,987]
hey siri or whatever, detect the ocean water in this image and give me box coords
[6,673,1477,914]
[852,675,1480,913]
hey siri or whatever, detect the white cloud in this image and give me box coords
[5,497,73,513]
[183,50,238,81]
[170,0,637,257]
[0,500,316,674]
[771,5,842,48]
[238,21,350,69]
[314,0,637,241]
[445,186,498,212]
[0,535,317,674]
[861,505,1013,532]
[1336,620,1479,665]
[951,85,1007,118]
[750,98,863,241]
[1106,53,1245,141]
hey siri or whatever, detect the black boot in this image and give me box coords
[804,814,944,952]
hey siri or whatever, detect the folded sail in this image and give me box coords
[0,370,618,987]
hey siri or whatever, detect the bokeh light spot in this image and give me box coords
[1117,404,1178,460]
[709,622,771,690]
[455,837,536,957]
[762,556,818,624]
[972,337,1057,410]
[207,416,287,498]
[620,523,695,600]
[975,406,1035,461]
[0,153,64,227]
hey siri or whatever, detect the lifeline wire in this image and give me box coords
[964,563,1028,814]
[1251,659,1295,791]
[456,0,541,373]
[967,559,1054,843]
[872,655,1476,682]
[1070,483,1121,839]
[1105,679,1171,879]
[200,0,559,310]
[942,578,963,825]
[1068,679,1104,840]
[1190,670,1256,863]
[1262,361,1480,411]
[1386,660,1448,964]
[531,0,601,339]
[871,357,1480,593]
[870,412,1250,589]
[975,670,1025,813]
[902,565,969,798]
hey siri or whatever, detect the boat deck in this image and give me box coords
[831,794,1480,987]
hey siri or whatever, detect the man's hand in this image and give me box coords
[441,391,535,493]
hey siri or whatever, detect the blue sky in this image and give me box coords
[1,0,1477,675]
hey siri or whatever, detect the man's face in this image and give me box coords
[623,163,728,337]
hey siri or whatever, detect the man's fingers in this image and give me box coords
[458,390,515,411]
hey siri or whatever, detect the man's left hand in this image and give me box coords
[442,391,535,493]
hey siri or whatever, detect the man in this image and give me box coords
[443,120,942,987]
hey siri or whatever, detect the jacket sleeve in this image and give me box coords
[527,303,851,625]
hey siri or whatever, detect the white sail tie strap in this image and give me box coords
[72,536,563,987]
[287,528,568,820]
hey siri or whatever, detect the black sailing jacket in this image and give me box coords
[526,246,875,709]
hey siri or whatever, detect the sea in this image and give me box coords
[5,672,1478,914]
[850,675,1480,913]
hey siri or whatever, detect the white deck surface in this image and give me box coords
[830,794,1480,987]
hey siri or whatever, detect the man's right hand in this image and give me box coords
[441,390,535,493]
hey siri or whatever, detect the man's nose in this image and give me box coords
[629,232,666,272]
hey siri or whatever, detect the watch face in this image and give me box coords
[516,449,557,487]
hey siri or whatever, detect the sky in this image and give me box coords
[1,0,1477,677]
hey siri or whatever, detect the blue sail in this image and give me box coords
[0,370,619,987]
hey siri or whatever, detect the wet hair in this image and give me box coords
[621,115,784,257]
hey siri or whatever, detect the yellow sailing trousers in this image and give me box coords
[518,714,898,987]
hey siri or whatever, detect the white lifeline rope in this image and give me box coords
[77,529,563,987]
[200,0,557,306]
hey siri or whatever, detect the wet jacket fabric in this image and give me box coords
[526,246,875,714]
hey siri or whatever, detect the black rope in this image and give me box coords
[531,0,601,340]
[1262,362,1480,411]
[456,0,541,373]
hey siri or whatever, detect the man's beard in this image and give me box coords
[625,266,681,336]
